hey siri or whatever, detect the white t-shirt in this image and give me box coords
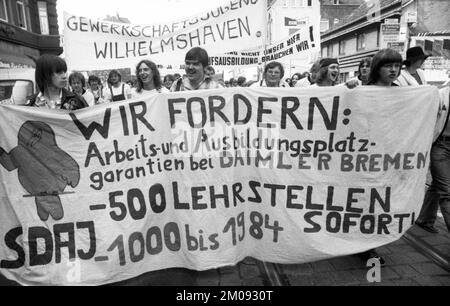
[295,77,312,87]
[131,87,169,98]
[82,91,96,107]
[104,83,132,102]
[249,79,290,88]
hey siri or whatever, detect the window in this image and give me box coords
[0,80,34,105]
[320,19,329,32]
[357,33,366,51]
[291,0,304,6]
[16,1,27,29]
[0,0,7,22]
[339,40,346,55]
[37,1,49,34]
[339,72,349,84]
[327,44,334,57]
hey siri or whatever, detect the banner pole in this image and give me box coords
[261,0,269,82]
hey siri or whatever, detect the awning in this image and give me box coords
[0,52,35,69]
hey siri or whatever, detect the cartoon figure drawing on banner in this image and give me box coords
[0,121,80,221]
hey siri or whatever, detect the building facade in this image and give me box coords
[320,0,450,83]
[320,0,402,82]
[0,0,62,68]
[404,0,450,84]
[320,0,364,32]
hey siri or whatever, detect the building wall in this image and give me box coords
[416,0,450,33]
[320,0,364,31]
[0,0,62,68]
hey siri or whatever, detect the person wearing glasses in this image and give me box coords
[250,61,290,88]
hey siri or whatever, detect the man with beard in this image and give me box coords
[171,47,222,92]
[311,58,340,87]
[250,61,290,88]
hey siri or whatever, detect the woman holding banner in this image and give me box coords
[358,48,405,265]
[26,54,88,110]
[131,60,169,98]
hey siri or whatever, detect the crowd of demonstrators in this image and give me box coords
[103,70,132,102]
[131,59,169,99]
[26,54,88,110]
[11,45,450,281]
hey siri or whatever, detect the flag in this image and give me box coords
[432,40,443,57]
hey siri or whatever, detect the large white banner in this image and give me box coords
[0,86,440,285]
[209,26,316,68]
[64,0,265,70]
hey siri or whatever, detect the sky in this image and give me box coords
[57,0,226,32]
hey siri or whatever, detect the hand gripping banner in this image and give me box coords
[0,86,440,285]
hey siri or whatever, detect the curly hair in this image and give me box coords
[135,59,162,93]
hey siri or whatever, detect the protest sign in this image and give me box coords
[381,23,401,47]
[209,26,315,68]
[0,86,440,285]
[64,0,265,70]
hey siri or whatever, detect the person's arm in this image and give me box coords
[125,84,132,99]
[103,87,112,102]
[345,78,360,89]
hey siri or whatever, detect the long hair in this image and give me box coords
[358,57,372,76]
[315,59,339,86]
[290,73,303,86]
[107,70,122,87]
[368,49,403,85]
[135,60,162,93]
[35,54,67,93]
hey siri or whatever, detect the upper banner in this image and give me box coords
[209,26,316,68]
[64,0,265,70]
[0,86,440,286]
